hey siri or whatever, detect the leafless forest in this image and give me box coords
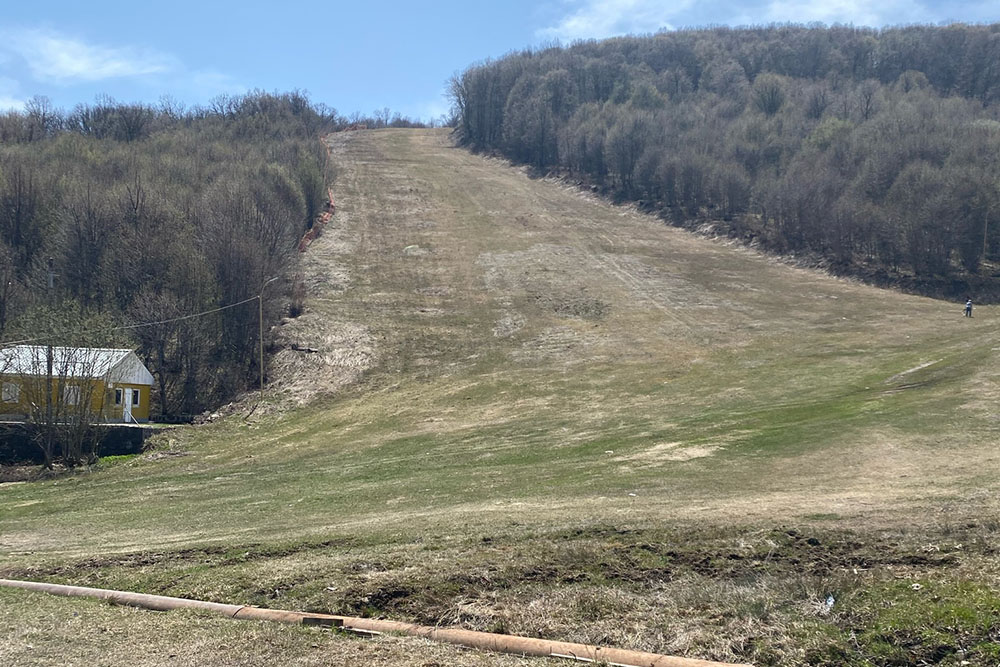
[451,24,1000,297]
[0,92,341,418]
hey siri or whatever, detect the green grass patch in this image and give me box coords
[838,580,1000,665]
[98,454,139,467]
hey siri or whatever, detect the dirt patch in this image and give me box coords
[615,442,720,465]
[662,445,718,461]
[529,290,610,320]
[0,465,38,484]
[492,312,525,338]
[511,326,603,363]
[0,463,86,484]
[416,286,453,297]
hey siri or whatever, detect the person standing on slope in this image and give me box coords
[965,298,973,317]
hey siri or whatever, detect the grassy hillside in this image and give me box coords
[451,25,1000,298]
[2,129,999,665]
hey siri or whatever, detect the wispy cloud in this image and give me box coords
[416,96,451,122]
[761,0,933,26]
[0,96,25,111]
[539,0,992,39]
[2,28,176,83]
[537,0,694,42]
[0,76,25,111]
[0,27,246,107]
[188,69,248,97]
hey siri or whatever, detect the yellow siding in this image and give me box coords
[0,375,151,423]
[111,383,151,422]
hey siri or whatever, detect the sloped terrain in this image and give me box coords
[2,129,999,665]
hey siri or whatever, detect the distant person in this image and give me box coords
[965,299,973,317]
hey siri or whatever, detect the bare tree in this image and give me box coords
[856,79,880,121]
[2,345,109,468]
[752,74,786,116]
[24,96,61,141]
[0,241,20,335]
[0,91,335,421]
[374,107,392,129]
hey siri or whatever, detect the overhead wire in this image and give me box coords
[0,294,263,350]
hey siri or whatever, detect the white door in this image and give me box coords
[123,388,133,422]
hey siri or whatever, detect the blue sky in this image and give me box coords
[1,0,996,121]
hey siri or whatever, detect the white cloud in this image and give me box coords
[761,0,934,26]
[3,29,176,83]
[538,0,983,37]
[0,76,25,111]
[188,70,248,97]
[0,27,244,107]
[537,0,694,42]
[0,96,25,111]
[416,96,451,121]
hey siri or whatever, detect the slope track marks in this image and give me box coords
[266,127,999,520]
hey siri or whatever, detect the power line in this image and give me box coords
[0,295,263,349]
[119,295,260,330]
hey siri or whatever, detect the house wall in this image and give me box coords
[109,382,151,422]
[0,375,151,423]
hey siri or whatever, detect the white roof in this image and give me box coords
[0,346,154,386]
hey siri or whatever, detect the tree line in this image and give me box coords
[450,24,1000,296]
[0,91,346,420]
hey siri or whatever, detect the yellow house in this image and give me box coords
[0,346,154,423]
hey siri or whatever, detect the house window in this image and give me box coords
[132,389,140,406]
[2,382,19,404]
[114,389,123,405]
[63,385,81,406]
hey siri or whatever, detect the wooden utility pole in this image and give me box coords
[258,276,278,403]
[44,257,55,466]
[46,259,56,403]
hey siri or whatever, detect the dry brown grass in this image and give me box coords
[0,588,564,667]
[3,129,1000,665]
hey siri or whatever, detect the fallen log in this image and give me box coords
[0,578,750,667]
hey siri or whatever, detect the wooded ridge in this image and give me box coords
[450,24,1000,298]
[0,91,335,419]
